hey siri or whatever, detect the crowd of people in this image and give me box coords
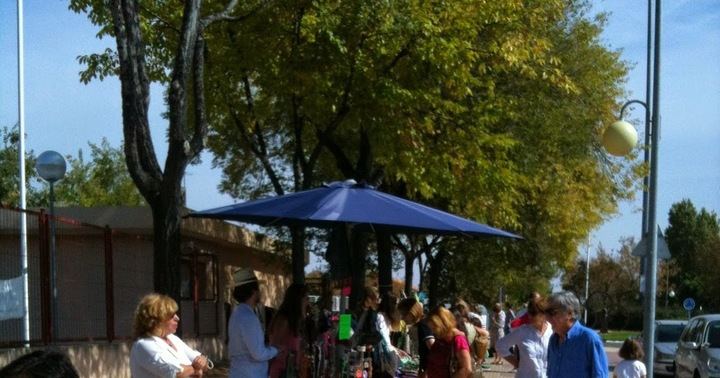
[0,271,647,378]
[208,268,620,378]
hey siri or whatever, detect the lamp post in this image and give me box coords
[602,0,662,375]
[584,241,590,325]
[666,288,675,308]
[36,150,67,340]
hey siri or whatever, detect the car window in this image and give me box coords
[690,320,706,343]
[681,320,698,342]
[707,321,720,348]
[657,324,686,343]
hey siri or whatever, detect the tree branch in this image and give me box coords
[112,0,162,199]
[225,77,285,195]
[201,0,267,27]
[381,41,412,76]
[189,34,207,156]
[167,0,201,144]
[138,3,181,34]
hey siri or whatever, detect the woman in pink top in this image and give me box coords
[426,306,473,378]
[268,284,309,378]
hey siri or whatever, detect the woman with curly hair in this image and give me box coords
[129,293,210,378]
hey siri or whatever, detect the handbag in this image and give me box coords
[449,335,484,378]
[354,310,383,346]
[375,338,400,376]
[279,351,296,378]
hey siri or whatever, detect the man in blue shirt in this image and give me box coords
[546,291,608,378]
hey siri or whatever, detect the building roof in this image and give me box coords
[53,206,281,255]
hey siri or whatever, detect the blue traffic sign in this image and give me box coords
[683,297,696,311]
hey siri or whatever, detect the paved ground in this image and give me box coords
[207,343,622,377]
[477,360,517,377]
[206,362,518,377]
[205,360,518,377]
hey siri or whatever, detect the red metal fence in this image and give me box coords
[0,206,218,347]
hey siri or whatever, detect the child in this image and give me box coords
[614,338,647,378]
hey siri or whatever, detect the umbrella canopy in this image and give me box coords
[190,180,520,239]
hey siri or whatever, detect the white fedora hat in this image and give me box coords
[232,267,261,287]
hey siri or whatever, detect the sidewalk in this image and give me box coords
[206,345,617,377]
[478,361,517,377]
[205,360,517,377]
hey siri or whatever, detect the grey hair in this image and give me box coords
[548,291,582,320]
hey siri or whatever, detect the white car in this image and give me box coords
[673,314,720,378]
[653,320,687,376]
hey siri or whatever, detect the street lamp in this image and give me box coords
[601,0,662,375]
[666,288,675,308]
[36,150,67,340]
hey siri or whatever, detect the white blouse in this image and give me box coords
[495,322,553,378]
[130,334,201,378]
[614,359,646,378]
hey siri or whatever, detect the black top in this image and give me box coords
[417,321,435,369]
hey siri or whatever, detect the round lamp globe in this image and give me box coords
[602,120,638,156]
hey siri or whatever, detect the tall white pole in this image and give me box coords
[17,0,31,346]
[643,0,662,375]
[584,242,590,324]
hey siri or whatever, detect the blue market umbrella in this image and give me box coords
[190,180,520,238]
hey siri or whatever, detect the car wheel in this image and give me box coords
[672,362,680,378]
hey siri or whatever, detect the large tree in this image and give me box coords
[202,0,635,298]
[70,0,638,300]
[665,199,720,310]
[562,238,642,329]
[70,0,251,299]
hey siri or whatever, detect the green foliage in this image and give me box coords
[52,139,145,207]
[69,0,639,295]
[438,238,552,307]
[206,1,632,236]
[424,0,636,297]
[0,125,44,206]
[563,238,642,329]
[601,330,641,341]
[69,0,185,84]
[665,199,720,311]
[0,126,143,208]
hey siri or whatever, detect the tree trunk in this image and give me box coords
[427,249,446,308]
[327,225,351,282]
[290,226,306,284]
[377,232,393,296]
[417,255,424,291]
[404,253,414,295]
[150,197,183,301]
[349,231,369,309]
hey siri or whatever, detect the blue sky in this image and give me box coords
[1,0,719,264]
